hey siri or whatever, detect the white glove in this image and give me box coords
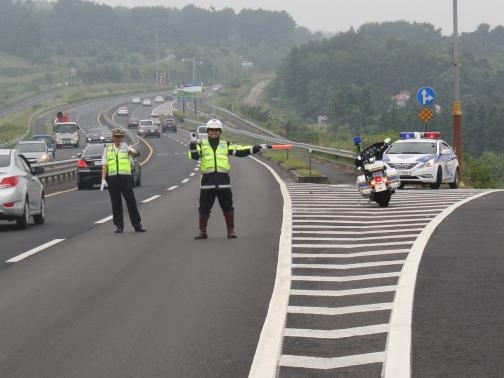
[259,144,270,152]
[128,147,137,155]
[100,179,108,191]
[190,133,198,142]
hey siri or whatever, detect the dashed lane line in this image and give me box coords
[7,239,65,263]
[142,195,161,203]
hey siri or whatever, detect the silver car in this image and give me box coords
[16,140,53,163]
[0,149,46,229]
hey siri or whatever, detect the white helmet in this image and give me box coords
[206,118,223,130]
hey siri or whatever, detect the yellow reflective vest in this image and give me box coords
[199,139,231,173]
[106,144,131,175]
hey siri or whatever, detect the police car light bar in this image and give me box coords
[399,131,441,139]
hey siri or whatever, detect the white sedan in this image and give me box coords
[154,95,164,103]
[382,131,459,189]
[117,106,128,116]
[142,98,152,106]
[132,97,141,104]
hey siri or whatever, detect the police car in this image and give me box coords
[382,131,459,189]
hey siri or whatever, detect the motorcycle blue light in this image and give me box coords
[353,136,362,145]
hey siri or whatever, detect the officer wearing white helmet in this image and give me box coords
[188,118,270,239]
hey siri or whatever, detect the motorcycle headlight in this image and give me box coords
[38,153,50,162]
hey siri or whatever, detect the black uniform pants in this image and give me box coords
[107,174,141,228]
[199,188,233,215]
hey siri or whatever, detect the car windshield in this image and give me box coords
[140,120,153,126]
[387,141,437,154]
[54,124,78,133]
[83,144,105,157]
[17,143,45,152]
[0,155,10,167]
[197,127,207,133]
[32,136,52,143]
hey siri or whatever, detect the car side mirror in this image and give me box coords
[441,148,451,155]
[32,166,45,175]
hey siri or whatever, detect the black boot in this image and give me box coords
[224,210,237,238]
[194,213,209,239]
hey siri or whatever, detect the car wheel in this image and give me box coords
[16,199,30,229]
[33,196,46,225]
[430,168,442,189]
[449,168,459,189]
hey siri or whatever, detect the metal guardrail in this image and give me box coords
[33,158,79,186]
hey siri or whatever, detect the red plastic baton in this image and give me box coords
[270,144,293,150]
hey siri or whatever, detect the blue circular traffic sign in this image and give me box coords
[416,87,436,106]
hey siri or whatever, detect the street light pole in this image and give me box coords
[452,0,463,182]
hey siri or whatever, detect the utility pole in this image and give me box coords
[452,0,463,181]
[155,24,159,86]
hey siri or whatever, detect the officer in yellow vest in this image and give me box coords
[188,119,270,239]
[101,128,146,233]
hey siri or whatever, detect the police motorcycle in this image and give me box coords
[353,136,400,207]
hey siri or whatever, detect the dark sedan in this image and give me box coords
[85,127,113,144]
[162,118,177,133]
[76,144,141,190]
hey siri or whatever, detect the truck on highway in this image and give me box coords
[53,112,80,148]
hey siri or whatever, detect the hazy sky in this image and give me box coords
[93,0,502,35]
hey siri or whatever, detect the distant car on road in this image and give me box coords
[31,134,56,158]
[137,119,160,138]
[154,95,164,103]
[196,125,207,140]
[76,144,141,190]
[15,140,53,163]
[0,149,45,229]
[142,98,152,107]
[162,118,177,133]
[85,127,113,144]
[132,97,141,104]
[128,117,140,128]
[117,106,129,116]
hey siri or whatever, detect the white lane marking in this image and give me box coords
[284,324,389,339]
[248,157,292,378]
[142,195,160,203]
[288,303,393,315]
[167,185,178,191]
[189,172,196,177]
[293,241,413,249]
[293,249,410,258]
[292,272,401,282]
[280,352,386,370]
[292,261,404,270]
[383,190,499,378]
[194,167,199,172]
[95,215,113,224]
[293,228,424,235]
[7,239,65,263]
[293,223,429,229]
[181,178,190,184]
[291,285,397,297]
[46,188,77,197]
[293,235,417,241]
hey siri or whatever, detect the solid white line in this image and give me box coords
[280,352,386,369]
[288,303,393,315]
[383,190,498,378]
[248,157,292,378]
[95,215,113,224]
[291,285,397,297]
[7,239,65,263]
[293,241,413,249]
[141,195,160,203]
[292,261,404,269]
[292,272,401,282]
[293,249,410,258]
[284,324,389,339]
[181,178,190,184]
[167,185,178,191]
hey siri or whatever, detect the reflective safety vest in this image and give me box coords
[106,144,131,175]
[199,139,231,173]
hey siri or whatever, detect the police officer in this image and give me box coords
[101,128,146,233]
[188,118,270,239]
